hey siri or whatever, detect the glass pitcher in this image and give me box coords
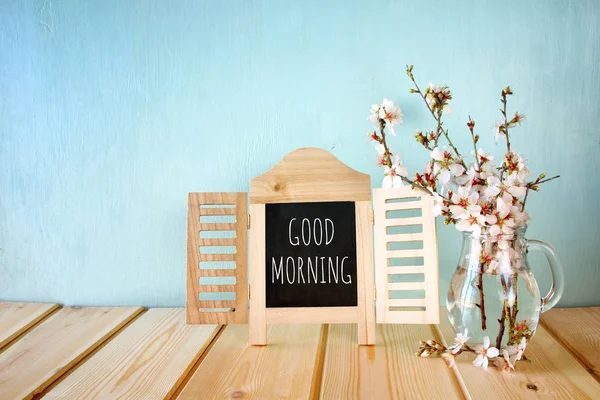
[446,225,564,348]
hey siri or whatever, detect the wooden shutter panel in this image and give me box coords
[373,187,440,324]
[187,192,248,324]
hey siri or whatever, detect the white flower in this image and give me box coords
[484,175,502,198]
[448,329,470,355]
[431,193,445,217]
[382,153,408,188]
[494,349,516,372]
[368,104,381,125]
[475,148,495,168]
[488,193,517,237]
[494,118,506,143]
[370,98,403,136]
[473,336,499,370]
[506,337,527,365]
[504,173,528,198]
[449,186,481,219]
[456,210,486,237]
[375,142,386,156]
[430,147,465,187]
[512,207,530,226]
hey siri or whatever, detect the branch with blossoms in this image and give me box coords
[418,329,529,372]
[367,100,446,199]
[368,66,560,364]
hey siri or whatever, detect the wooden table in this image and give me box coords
[0,303,598,399]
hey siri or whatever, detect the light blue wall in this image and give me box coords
[1,0,598,307]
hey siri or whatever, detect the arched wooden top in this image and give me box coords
[250,147,371,204]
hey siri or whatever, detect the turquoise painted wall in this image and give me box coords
[1,0,598,307]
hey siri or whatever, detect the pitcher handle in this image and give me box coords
[527,239,565,313]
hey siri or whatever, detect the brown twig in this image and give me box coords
[496,276,509,349]
[477,263,487,331]
[377,118,450,201]
[510,275,519,343]
[522,174,560,208]
[501,88,512,153]
[468,116,481,170]
[406,67,467,170]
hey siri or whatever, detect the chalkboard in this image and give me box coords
[265,201,358,308]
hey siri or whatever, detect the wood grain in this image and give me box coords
[355,200,376,345]
[44,309,220,400]
[541,307,600,379]
[177,324,325,399]
[0,306,142,400]
[187,192,248,325]
[0,302,59,351]
[249,203,267,345]
[266,306,358,324]
[249,147,371,204]
[436,309,600,399]
[320,324,464,399]
[373,187,440,324]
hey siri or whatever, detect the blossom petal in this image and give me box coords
[482,336,490,349]
[450,163,465,176]
[382,176,392,189]
[396,165,408,177]
[392,176,404,188]
[431,147,444,161]
[487,347,500,358]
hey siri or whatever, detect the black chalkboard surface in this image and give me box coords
[265,201,358,308]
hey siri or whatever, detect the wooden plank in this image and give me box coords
[197,238,237,246]
[198,253,236,262]
[541,307,600,379]
[178,324,324,399]
[198,300,236,308]
[0,302,59,351]
[0,306,142,400]
[198,207,236,215]
[193,192,240,204]
[197,269,236,277]
[198,284,236,293]
[387,249,425,258]
[198,223,237,231]
[249,203,267,345]
[384,216,423,227]
[355,200,376,345]
[382,200,423,211]
[250,147,371,204]
[387,266,425,274]
[387,232,424,242]
[387,282,425,291]
[44,309,220,400]
[266,307,359,324]
[436,309,600,399]
[320,324,463,399]
[386,299,426,308]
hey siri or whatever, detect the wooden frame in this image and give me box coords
[249,148,375,345]
[186,192,248,324]
[373,187,440,324]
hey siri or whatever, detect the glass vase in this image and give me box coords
[446,225,564,349]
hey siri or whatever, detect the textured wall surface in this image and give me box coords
[1,0,598,307]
